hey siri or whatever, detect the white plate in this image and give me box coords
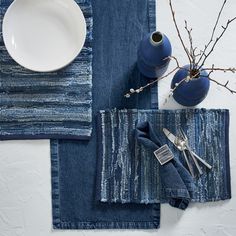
[2,0,86,72]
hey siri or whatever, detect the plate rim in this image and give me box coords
[2,0,87,72]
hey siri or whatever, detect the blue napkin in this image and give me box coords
[136,121,195,210]
[96,109,231,204]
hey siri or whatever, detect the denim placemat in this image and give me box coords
[0,0,92,139]
[51,0,159,230]
[96,109,231,204]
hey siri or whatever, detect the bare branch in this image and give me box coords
[193,47,201,57]
[126,1,236,99]
[184,20,196,67]
[209,77,236,94]
[204,67,236,73]
[171,70,204,94]
[201,65,236,93]
[196,0,227,66]
[199,16,236,68]
[124,67,179,98]
[169,0,192,66]
[168,55,181,68]
[171,76,188,94]
[171,69,236,97]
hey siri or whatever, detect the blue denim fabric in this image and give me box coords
[96,109,231,204]
[51,0,160,229]
[0,0,92,139]
[136,121,195,210]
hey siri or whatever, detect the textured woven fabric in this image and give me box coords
[0,0,92,139]
[51,0,159,230]
[135,121,195,210]
[96,109,231,204]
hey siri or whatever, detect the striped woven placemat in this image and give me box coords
[0,0,93,139]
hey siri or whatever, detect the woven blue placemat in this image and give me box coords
[0,0,92,139]
[50,0,159,230]
[96,109,231,204]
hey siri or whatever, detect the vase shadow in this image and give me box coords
[123,62,157,109]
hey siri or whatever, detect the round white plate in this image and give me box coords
[2,0,86,72]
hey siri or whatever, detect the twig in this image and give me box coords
[168,55,181,68]
[171,76,188,94]
[193,47,201,58]
[171,70,203,93]
[126,1,236,99]
[200,66,236,93]
[169,0,192,67]
[199,16,236,68]
[124,66,179,98]
[164,76,188,104]
[125,56,186,97]
[209,77,236,94]
[184,20,196,66]
[196,0,227,66]
[203,67,236,73]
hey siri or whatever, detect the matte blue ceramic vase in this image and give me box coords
[137,31,172,78]
[171,65,210,107]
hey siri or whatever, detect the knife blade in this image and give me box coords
[163,127,196,176]
[163,128,212,170]
[162,128,178,146]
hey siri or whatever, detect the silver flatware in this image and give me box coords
[174,135,195,177]
[163,128,195,176]
[163,128,212,175]
[178,128,203,175]
[178,128,212,170]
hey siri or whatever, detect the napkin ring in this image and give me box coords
[154,144,174,165]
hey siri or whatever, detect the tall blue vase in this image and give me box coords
[171,65,210,107]
[137,31,172,78]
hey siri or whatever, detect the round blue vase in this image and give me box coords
[137,31,172,78]
[171,65,210,107]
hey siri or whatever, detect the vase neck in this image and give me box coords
[150,31,163,46]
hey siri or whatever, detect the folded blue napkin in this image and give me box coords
[51,0,159,230]
[0,0,92,139]
[136,121,196,210]
[96,109,231,204]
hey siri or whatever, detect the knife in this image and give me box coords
[163,128,177,145]
[163,128,195,176]
[163,128,212,170]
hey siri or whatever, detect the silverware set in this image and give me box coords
[163,127,212,177]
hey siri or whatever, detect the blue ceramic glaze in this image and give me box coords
[171,65,210,107]
[137,31,172,78]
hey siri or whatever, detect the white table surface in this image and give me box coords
[0,0,236,235]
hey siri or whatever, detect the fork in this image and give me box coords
[174,137,196,177]
[178,128,212,170]
[178,128,203,176]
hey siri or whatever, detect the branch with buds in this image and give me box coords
[125,56,183,98]
[125,0,236,98]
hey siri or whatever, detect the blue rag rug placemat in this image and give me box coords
[96,109,231,204]
[50,0,159,230]
[0,0,92,139]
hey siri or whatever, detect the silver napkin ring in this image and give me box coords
[154,144,174,165]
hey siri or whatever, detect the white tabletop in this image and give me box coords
[0,0,236,235]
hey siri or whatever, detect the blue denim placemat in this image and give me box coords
[51,0,159,230]
[96,109,231,204]
[0,0,92,139]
